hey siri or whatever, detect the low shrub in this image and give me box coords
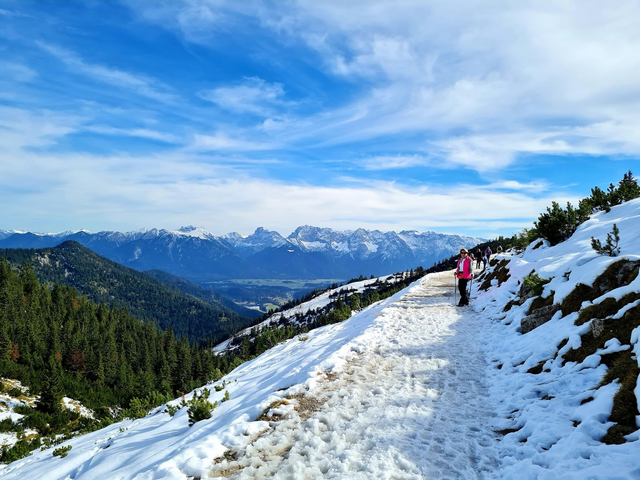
[187,388,216,426]
[52,445,72,458]
[591,224,621,257]
[123,397,150,420]
[523,272,550,297]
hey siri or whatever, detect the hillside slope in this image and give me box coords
[0,241,256,342]
[0,200,637,479]
[473,197,640,476]
[143,269,260,319]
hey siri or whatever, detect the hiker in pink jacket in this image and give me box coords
[454,248,474,306]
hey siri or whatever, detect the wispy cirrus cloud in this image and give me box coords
[0,106,83,151]
[188,132,275,152]
[36,41,176,103]
[206,1,640,170]
[3,0,639,239]
[358,154,430,171]
[85,125,181,143]
[199,77,291,116]
[1,62,37,82]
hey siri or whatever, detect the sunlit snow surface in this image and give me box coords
[1,199,639,479]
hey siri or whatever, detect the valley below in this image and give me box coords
[203,278,350,312]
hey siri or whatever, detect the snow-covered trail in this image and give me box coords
[211,272,499,479]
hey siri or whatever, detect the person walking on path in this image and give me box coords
[483,246,492,269]
[475,248,483,269]
[455,248,474,306]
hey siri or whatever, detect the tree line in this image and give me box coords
[0,259,238,462]
[533,170,640,247]
[0,241,256,344]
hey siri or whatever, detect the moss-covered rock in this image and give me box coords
[600,352,640,445]
[479,259,511,291]
[576,293,640,326]
[526,361,545,375]
[560,283,598,315]
[528,291,555,315]
[559,259,639,316]
[563,305,638,366]
[521,303,561,334]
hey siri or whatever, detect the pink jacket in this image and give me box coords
[456,257,473,279]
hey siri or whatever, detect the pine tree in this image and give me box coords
[591,224,621,257]
[172,336,192,394]
[617,170,640,202]
[38,356,63,414]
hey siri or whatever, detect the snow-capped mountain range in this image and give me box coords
[0,226,485,281]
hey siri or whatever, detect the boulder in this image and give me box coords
[591,317,605,338]
[521,304,561,334]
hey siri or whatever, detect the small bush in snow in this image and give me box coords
[165,404,180,417]
[523,272,550,297]
[187,388,216,426]
[52,445,72,458]
[123,397,149,420]
[591,223,621,257]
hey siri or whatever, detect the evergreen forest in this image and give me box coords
[0,259,241,462]
[0,241,256,344]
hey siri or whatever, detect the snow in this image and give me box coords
[173,225,214,240]
[213,274,402,353]
[1,200,639,479]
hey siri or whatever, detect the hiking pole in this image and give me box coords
[468,276,473,305]
[454,275,457,305]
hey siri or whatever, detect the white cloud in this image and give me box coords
[358,154,430,171]
[199,77,289,116]
[85,126,181,143]
[242,1,640,168]
[36,42,176,103]
[0,141,558,237]
[0,107,559,238]
[5,1,639,238]
[0,106,82,151]
[1,62,37,82]
[189,132,274,151]
[486,181,549,192]
[0,8,31,18]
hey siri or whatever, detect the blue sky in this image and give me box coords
[1,0,639,238]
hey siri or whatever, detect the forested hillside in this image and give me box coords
[0,241,256,343]
[0,260,246,462]
[144,269,260,319]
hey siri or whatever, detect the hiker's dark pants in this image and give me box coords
[458,278,469,305]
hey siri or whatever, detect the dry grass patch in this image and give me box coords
[287,393,324,421]
[257,399,290,422]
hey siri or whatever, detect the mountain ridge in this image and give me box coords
[0,226,486,282]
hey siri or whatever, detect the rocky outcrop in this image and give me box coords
[521,304,561,334]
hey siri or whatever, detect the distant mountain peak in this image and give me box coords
[177,225,199,232]
[174,225,212,239]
